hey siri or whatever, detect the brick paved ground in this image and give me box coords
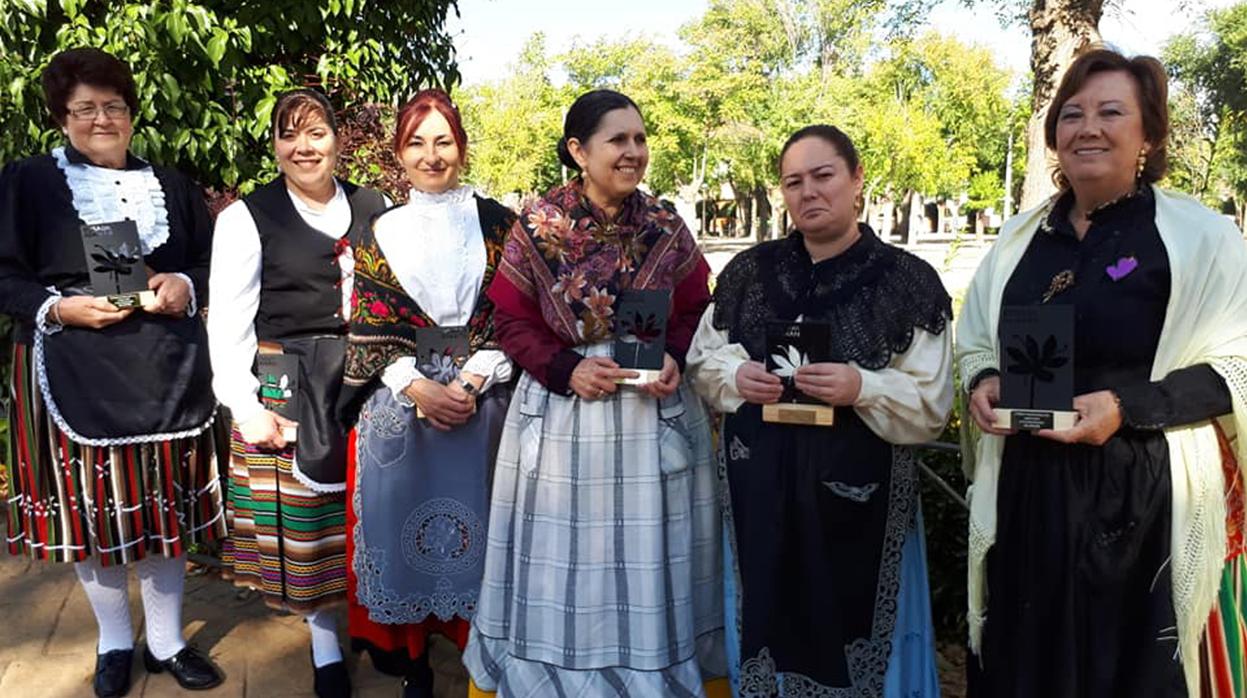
[0,547,467,698]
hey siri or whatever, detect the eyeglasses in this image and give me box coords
[67,103,130,121]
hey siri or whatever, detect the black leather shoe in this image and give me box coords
[93,648,133,697]
[312,659,351,698]
[142,645,223,690]
[401,652,433,698]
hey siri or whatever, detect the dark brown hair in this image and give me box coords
[271,88,337,137]
[1044,47,1169,188]
[393,89,468,160]
[557,90,642,172]
[779,124,861,175]
[42,48,138,126]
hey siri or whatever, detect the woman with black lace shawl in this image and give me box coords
[687,125,952,697]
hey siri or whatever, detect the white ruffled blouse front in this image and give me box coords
[373,186,512,401]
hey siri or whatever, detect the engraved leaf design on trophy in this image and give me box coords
[618,310,662,366]
[769,345,808,378]
[90,242,140,294]
[1006,334,1070,407]
[770,344,809,400]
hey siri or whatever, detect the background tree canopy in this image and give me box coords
[0,0,461,192]
[456,0,1026,243]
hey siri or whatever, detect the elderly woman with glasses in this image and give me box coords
[0,47,224,697]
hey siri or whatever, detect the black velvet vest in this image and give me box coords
[244,177,386,341]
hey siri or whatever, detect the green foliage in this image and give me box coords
[0,0,460,191]
[1165,2,1247,225]
[457,34,564,199]
[852,33,1019,204]
[458,2,1021,244]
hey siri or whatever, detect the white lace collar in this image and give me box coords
[404,185,475,207]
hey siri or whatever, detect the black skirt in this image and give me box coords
[975,430,1187,697]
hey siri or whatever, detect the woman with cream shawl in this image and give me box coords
[957,48,1247,697]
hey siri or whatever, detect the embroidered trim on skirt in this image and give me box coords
[4,342,224,565]
[463,353,726,697]
[221,427,347,613]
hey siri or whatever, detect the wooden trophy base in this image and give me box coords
[281,425,298,442]
[993,408,1078,431]
[616,369,663,386]
[763,402,835,426]
[106,290,155,309]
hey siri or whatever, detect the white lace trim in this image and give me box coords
[404,185,474,206]
[32,327,215,446]
[289,452,346,493]
[959,352,998,395]
[52,146,171,254]
[34,292,63,336]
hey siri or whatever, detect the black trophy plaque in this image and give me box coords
[257,352,299,441]
[613,289,670,385]
[80,221,154,309]
[762,320,835,426]
[995,304,1078,430]
[413,326,470,418]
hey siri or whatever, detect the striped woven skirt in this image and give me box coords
[4,343,224,565]
[1203,427,1247,698]
[220,428,347,613]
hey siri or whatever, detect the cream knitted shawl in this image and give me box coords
[955,186,1247,694]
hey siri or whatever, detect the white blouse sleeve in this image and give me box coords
[686,303,752,413]
[462,350,513,393]
[207,201,265,425]
[381,357,421,407]
[851,326,954,444]
[380,349,511,407]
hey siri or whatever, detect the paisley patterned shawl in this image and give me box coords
[497,179,703,346]
[343,195,514,390]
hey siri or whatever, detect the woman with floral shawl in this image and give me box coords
[461,89,727,697]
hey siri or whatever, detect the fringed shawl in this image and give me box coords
[955,186,1247,695]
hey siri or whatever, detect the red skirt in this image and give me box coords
[345,430,469,667]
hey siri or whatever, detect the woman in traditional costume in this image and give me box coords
[0,48,224,697]
[687,124,951,697]
[461,89,727,697]
[339,89,515,698]
[207,88,388,698]
[957,48,1247,697]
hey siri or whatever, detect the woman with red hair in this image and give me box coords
[340,89,516,698]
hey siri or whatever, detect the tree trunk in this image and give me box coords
[734,185,753,239]
[1018,0,1105,211]
[898,189,916,245]
[754,184,771,243]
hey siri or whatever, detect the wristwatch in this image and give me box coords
[458,377,480,397]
